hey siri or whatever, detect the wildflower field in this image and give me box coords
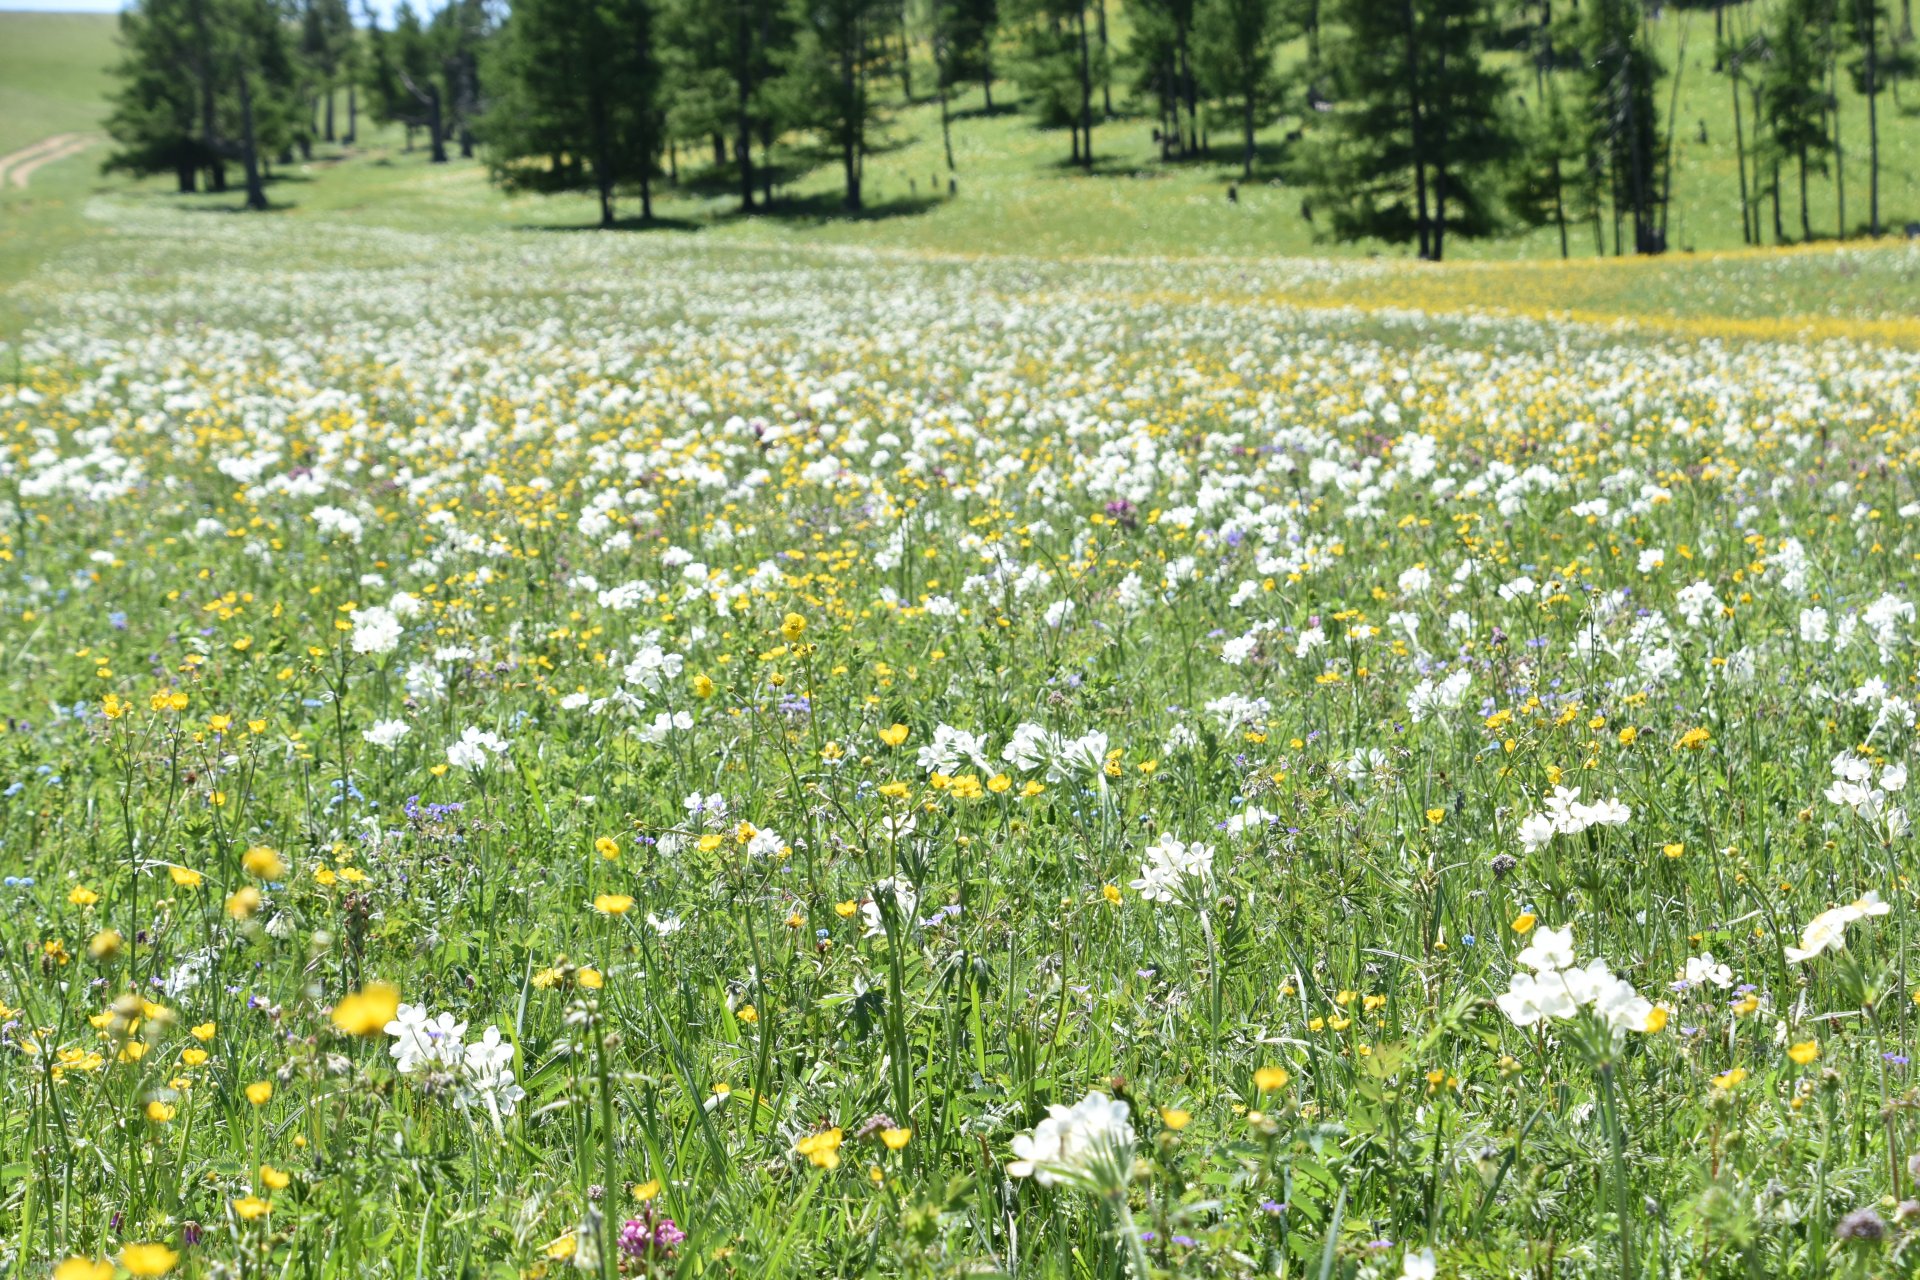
[9,198,1920,1280]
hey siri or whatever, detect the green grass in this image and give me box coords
[0,10,116,156]
[5,3,1920,310]
[11,9,1920,1280]
[7,165,1920,1280]
[0,11,121,333]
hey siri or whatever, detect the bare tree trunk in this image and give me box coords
[325,88,336,142]
[346,84,358,144]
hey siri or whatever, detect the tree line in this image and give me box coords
[104,0,1917,257]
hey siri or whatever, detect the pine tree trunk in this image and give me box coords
[843,14,862,209]
[1799,144,1811,240]
[1866,1,1881,235]
[1097,0,1111,116]
[1242,90,1254,179]
[429,86,447,163]
[239,71,268,211]
[737,4,756,212]
[1399,0,1429,259]
[1552,153,1568,258]
[347,84,357,145]
[325,89,336,142]
[1077,5,1094,169]
[176,159,197,193]
[939,72,955,172]
[897,4,912,100]
[1771,160,1784,243]
[1432,33,1448,261]
[1177,21,1196,154]
[1731,67,1752,244]
[1832,52,1846,235]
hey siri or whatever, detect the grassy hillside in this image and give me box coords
[0,10,116,156]
[0,10,120,326]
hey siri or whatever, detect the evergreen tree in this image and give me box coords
[103,0,295,207]
[1577,0,1663,254]
[1129,0,1199,155]
[787,0,893,207]
[1759,0,1833,241]
[1304,0,1514,260]
[483,0,661,225]
[298,0,355,144]
[659,0,736,178]
[387,2,448,160]
[103,0,215,192]
[1192,0,1292,178]
[671,0,793,211]
[940,0,1000,109]
[1010,0,1101,167]
[1842,0,1893,235]
[1508,70,1593,257]
[430,0,493,160]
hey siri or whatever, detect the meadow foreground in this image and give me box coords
[6,205,1920,1279]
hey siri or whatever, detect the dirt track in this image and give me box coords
[0,133,99,190]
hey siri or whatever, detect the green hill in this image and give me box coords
[0,11,117,157]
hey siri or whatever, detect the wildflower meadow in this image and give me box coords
[8,202,1920,1280]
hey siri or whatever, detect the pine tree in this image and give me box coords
[1303,0,1513,260]
[1192,0,1292,179]
[1509,72,1592,257]
[1760,0,1833,241]
[483,0,663,225]
[667,0,792,210]
[298,0,355,144]
[787,0,893,207]
[103,0,296,207]
[1128,0,1198,155]
[1842,0,1893,235]
[386,2,447,161]
[1577,0,1663,254]
[940,0,1000,110]
[1010,0,1101,167]
[103,0,215,192]
[430,0,492,160]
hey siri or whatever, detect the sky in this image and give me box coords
[1,0,407,13]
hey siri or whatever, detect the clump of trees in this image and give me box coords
[103,0,1918,257]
